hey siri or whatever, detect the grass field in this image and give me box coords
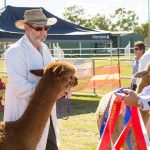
[57,95,100,150]
[0,56,133,149]
[0,95,100,150]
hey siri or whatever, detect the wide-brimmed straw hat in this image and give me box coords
[15,9,57,29]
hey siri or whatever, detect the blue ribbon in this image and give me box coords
[117,88,132,149]
[124,106,132,150]
[100,95,111,137]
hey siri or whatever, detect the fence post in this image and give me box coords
[92,59,96,95]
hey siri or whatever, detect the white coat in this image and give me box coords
[139,48,150,72]
[4,35,59,150]
[139,85,150,110]
[137,48,150,110]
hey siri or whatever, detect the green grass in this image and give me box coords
[57,95,100,150]
[0,95,100,149]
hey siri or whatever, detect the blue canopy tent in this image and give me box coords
[0,5,112,42]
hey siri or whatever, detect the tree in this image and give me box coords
[63,5,110,30]
[63,6,139,32]
[134,23,148,40]
[90,14,110,30]
[110,8,139,31]
[63,5,87,26]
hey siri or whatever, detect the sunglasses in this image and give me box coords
[134,47,141,51]
[27,24,50,31]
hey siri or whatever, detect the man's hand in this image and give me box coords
[123,89,139,107]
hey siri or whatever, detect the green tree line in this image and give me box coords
[63,5,148,40]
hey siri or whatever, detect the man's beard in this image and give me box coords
[41,35,47,42]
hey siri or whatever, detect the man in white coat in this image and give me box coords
[4,9,59,150]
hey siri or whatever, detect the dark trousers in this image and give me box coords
[45,117,58,150]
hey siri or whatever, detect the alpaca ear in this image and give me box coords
[30,69,44,77]
[134,71,149,78]
[52,66,64,76]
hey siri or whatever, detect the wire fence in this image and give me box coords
[64,57,133,96]
[0,47,134,96]
[51,46,134,95]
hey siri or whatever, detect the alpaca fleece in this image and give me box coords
[0,61,78,150]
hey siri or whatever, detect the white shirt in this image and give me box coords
[139,48,150,72]
[137,48,150,110]
[138,85,150,110]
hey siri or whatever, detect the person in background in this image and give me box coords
[138,46,150,72]
[4,9,59,150]
[131,41,145,91]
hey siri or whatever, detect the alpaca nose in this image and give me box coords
[70,76,78,87]
[73,76,78,86]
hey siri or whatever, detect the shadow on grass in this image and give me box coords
[57,98,99,119]
[0,98,100,120]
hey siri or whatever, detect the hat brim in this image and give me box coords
[15,17,57,30]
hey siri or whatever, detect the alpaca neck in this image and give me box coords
[17,79,58,140]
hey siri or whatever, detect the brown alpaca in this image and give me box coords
[0,61,78,150]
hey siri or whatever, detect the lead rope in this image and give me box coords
[58,95,70,120]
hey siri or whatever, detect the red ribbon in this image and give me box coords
[115,118,132,149]
[97,94,148,150]
[131,107,147,150]
[97,94,123,150]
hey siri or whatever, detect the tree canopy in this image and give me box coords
[63,5,110,30]
[63,5,140,32]
[63,5,149,40]
[134,23,148,40]
[110,8,139,31]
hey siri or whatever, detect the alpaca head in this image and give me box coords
[30,61,78,97]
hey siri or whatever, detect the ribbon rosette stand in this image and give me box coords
[97,90,150,150]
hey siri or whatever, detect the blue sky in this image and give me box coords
[0,0,149,24]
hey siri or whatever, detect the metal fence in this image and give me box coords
[0,47,134,96]
[51,47,134,95]
[64,57,133,96]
